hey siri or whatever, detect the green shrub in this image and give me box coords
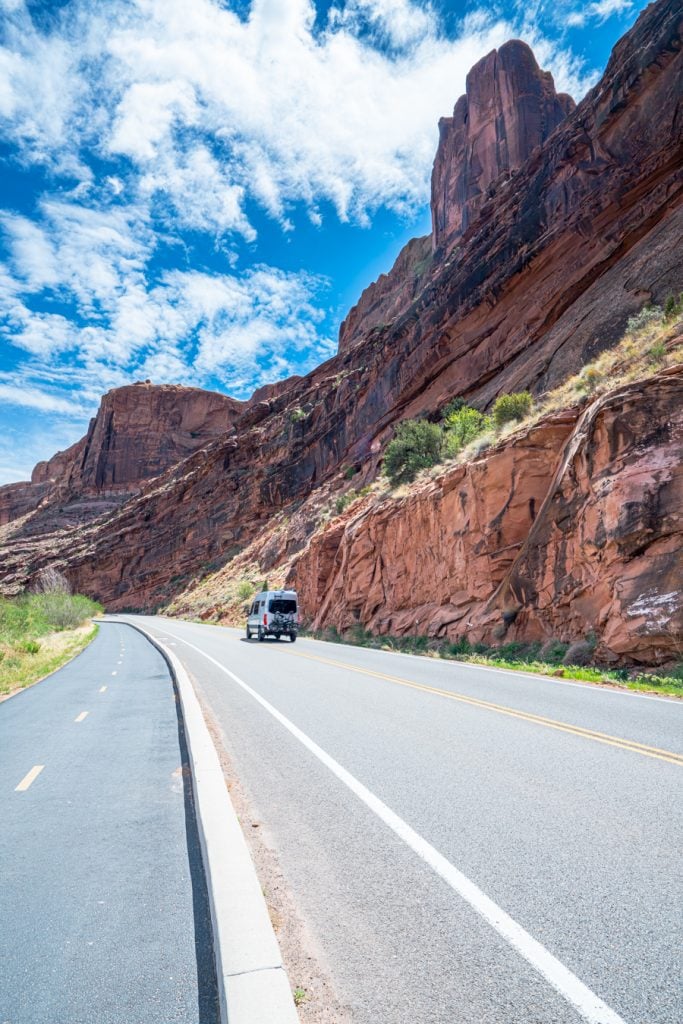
[383,419,443,486]
[34,592,100,631]
[663,293,682,320]
[289,407,307,423]
[237,580,254,600]
[492,391,533,429]
[19,640,41,654]
[626,305,662,332]
[578,366,602,393]
[538,639,569,664]
[442,406,491,456]
[440,398,465,419]
[648,341,666,364]
[343,464,358,480]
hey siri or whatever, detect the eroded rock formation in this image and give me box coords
[0,383,242,527]
[0,0,681,663]
[290,366,683,664]
[431,40,575,250]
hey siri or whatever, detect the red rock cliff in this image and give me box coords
[0,0,680,667]
[0,383,243,527]
[431,40,575,250]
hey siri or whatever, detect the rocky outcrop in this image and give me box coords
[0,383,242,527]
[431,40,574,251]
[0,1,680,664]
[337,235,431,355]
[290,367,683,664]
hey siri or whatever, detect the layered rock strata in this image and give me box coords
[0,0,681,664]
[431,40,574,250]
[290,366,683,664]
[0,383,242,527]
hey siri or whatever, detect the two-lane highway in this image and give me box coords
[128,615,682,1024]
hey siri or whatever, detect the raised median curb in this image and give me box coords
[109,618,300,1024]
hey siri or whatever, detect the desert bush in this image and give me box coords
[237,580,254,600]
[578,366,603,393]
[35,567,71,594]
[538,639,569,664]
[19,639,41,654]
[442,406,491,456]
[383,419,443,486]
[562,639,595,666]
[440,397,465,419]
[492,391,533,429]
[626,305,662,332]
[663,293,682,320]
[34,592,100,631]
[648,341,666,364]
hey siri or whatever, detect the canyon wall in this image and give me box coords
[0,0,681,663]
[290,365,683,664]
[0,383,242,528]
[430,40,574,251]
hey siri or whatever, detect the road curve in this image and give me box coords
[0,621,218,1024]
[127,615,682,1024]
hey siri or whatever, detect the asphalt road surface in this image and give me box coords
[0,622,218,1024]
[127,615,682,1024]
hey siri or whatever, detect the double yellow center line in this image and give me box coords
[289,650,683,767]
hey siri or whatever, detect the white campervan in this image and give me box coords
[246,589,298,642]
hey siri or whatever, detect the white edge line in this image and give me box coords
[118,621,300,1024]
[161,627,627,1024]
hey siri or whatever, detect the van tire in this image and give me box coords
[246,627,251,640]
[258,627,265,642]
[289,633,296,643]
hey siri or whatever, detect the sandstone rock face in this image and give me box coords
[0,383,242,526]
[0,1,680,665]
[431,40,574,251]
[290,367,683,664]
[337,235,431,355]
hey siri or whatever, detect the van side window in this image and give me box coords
[260,600,265,609]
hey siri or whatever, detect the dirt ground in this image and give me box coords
[197,686,353,1024]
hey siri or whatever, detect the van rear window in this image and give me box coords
[268,599,297,614]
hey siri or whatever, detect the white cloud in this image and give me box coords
[1,0,594,232]
[0,195,333,415]
[0,382,83,414]
[566,0,633,29]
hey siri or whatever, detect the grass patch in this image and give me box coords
[299,627,683,696]
[0,624,98,697]
[0,588,102,697]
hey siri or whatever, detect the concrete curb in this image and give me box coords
[110,619,300,1024]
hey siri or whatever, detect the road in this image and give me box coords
[127,615,682,1024]
[0,621,218,1024]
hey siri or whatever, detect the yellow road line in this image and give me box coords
[15,765,45,792]
[290,650,683,767]
[74,711,89,723]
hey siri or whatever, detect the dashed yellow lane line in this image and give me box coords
[289,650,683,767]
[74,711,89,723]
[15,765,44,792]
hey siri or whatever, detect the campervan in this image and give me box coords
[246,589,298,642]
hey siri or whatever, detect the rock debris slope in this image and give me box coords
[1,0,681,663]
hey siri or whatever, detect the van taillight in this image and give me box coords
[263,613,267,625]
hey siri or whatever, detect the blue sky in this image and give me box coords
[0,0,645,483]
